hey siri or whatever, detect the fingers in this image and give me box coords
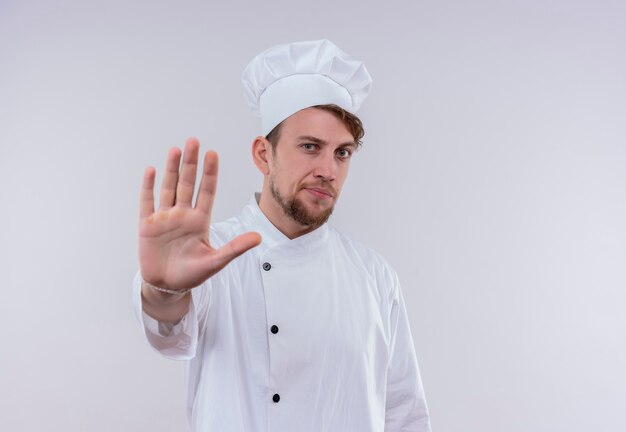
[176,138,200,207]
[210,232,262,273]
[156,139,217,214]
[159,147,182,210]
[140,166,156,219]
[195,150,219,214]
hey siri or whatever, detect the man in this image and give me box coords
[134,40,431,431]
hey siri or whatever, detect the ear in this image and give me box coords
[252,136,271,175]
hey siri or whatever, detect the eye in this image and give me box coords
[336,148,353,159]
[302,143,318,152]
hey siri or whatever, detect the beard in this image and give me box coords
[270,179,335,228]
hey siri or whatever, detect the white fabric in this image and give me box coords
[133,196,431,432]
[241,39,373,135]
[259,74,352,136]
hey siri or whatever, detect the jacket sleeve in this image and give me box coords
[132,270,211,360]
[385,272,432,432]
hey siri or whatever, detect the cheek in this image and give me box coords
[271,168,300,193]
[336,165,350,187]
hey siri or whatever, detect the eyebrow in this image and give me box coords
[297,135,357,148]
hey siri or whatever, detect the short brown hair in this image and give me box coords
[265,104,365,151]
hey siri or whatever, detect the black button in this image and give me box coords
[272,393,280,403]
[262,262,272,271]
[270,325,279,334]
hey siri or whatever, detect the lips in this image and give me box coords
[305,187,333,197]
[302,186,337,199]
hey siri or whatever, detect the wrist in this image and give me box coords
[142,278,192,296]
[140,280,191,323]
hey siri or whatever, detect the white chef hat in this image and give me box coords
[241,39,372,136]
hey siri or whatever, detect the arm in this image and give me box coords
[385,275,431,432]
[132,270,203,359]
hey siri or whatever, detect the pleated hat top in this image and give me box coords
[241,39,373,136]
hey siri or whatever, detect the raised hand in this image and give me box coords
[139,138,261,293]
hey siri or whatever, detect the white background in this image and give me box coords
[1,0,625,431]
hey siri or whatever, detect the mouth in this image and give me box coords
[303,187,334,199]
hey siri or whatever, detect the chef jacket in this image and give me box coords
[133,196,431,432]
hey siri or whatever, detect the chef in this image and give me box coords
[134,39,431,431]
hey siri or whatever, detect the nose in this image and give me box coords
[312,150,336,182]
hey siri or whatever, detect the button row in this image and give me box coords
[264,261,279,405]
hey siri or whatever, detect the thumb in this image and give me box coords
[208,232,262,274]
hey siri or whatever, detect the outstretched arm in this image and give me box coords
[138,137,261,323]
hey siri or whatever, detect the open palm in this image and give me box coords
[139,138,261,292]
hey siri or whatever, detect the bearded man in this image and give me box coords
[134,39,431,432]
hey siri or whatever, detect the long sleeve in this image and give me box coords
[132,271,211,360]
[385,274,431,432]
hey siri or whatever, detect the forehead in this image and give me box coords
[279,108,354,144]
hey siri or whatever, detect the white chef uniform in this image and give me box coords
[135,38,431,431]
[134,195,431,431]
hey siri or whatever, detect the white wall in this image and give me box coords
[1,0,625,431]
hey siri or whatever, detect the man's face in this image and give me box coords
[267,107,357,229]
